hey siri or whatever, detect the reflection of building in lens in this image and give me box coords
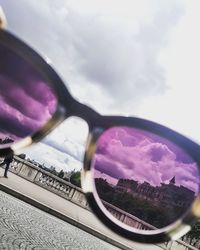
[116,176,195,209]
[95,176,196,228]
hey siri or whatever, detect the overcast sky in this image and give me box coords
[1,0,200,172]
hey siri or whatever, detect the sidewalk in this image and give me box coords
[0,168,163,250]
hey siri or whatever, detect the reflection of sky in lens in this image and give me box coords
[0,43,58,140]
[93,127,200,194]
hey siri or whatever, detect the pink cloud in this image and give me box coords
[0,74,57,139]
[92,127,200,193]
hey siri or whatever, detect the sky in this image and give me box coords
[1,0,200,172]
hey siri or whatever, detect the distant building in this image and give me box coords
[116,176,195,209]
[117,179,138,193]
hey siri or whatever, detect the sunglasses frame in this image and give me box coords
[0,29,200,244]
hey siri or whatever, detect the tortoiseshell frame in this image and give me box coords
[0,28,200,244]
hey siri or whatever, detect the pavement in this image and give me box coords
[0,190,121,250]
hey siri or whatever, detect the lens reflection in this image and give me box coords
[0,43,58,144]
[92,127,200,230]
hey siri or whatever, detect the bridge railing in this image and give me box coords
[103,200,156,230]
[11,156,89,209]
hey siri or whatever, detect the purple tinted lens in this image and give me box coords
[92,127,200,231]
[0,43,58,144]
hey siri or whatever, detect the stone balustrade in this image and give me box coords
[103,200,156,230]
[4,156,199,250]
[10,156,90,209]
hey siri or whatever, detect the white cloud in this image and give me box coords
[23,118,88,171]
[135,1,200,141]
[57,0,184,113]
[24,141,82,172]
[42,118,88,162]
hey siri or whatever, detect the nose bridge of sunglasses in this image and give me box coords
[0,6,7,29]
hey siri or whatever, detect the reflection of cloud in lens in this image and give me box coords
[93,127,200,193]
[0,45,57,140]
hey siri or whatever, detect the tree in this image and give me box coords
[58,170,64,178]
[70,171,81,187]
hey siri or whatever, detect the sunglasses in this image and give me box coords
[0,27,200,244]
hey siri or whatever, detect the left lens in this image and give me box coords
[91,126,200,232]
[0,42,58,144]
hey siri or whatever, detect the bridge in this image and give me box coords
[0,156,198,250]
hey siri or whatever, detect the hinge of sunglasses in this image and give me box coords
[0,6,7,29]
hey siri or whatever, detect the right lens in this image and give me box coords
[0,42,58,145]
[91,126,200,232]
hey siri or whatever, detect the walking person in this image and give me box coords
[0,152,14,178]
